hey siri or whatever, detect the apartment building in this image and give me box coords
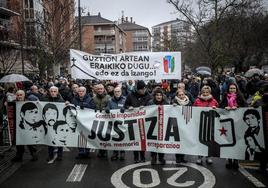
[80,12,126,54]
[0,0,75,76]
[152,19,193,51]
[0,0,24,74]
[118,16,151,52]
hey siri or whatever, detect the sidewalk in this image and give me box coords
[0,146,16,175]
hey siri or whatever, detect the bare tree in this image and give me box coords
[34,0,78,77]
[0,46,20,75]
[167,0,264,72]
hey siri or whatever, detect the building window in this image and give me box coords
[119,33,123,46]
[29,0,33,8]
[25,22,35,46]
[24,0,34,19]
[24,0,29,8]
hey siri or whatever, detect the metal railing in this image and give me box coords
[94,30,115,36]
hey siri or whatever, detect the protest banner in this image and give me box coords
[16,101,266,160]
[70,49,181,81]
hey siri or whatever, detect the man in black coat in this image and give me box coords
[124,80,152,163]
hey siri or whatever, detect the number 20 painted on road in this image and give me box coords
[111,161,216,188]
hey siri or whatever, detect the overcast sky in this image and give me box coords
[79,0,179,30]
[78,0,268,31]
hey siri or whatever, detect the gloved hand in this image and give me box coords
[120,108,125,113]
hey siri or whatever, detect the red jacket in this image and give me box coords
[193,96,219,107]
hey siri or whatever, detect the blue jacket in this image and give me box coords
[72,94,96,109]
[107,95,126,110]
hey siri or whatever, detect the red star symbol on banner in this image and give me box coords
[218,126,227,136]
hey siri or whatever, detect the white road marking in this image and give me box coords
[133,168,160,187]
[66,164,88,182]
[243,166,268,171]
[47,153,58,164]
[111,161,216,188]
[63,147,70,152]
[90,149,95,152]
[181,162,216,188]
[163,167,195,187]
[239,166,266,187]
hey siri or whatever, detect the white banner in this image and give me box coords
[70,49,181,81]
[16,101,266,160]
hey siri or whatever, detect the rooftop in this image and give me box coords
[80,13,114,25]
[119,22,148,31]
[152,19,188,28]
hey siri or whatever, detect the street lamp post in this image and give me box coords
[78,0,82,50]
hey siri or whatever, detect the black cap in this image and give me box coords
[136,80,146,90]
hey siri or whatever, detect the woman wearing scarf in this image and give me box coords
[172,88,191,163]
[193,85,219,165]
[220,83,247,169]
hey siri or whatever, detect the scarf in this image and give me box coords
[227,93,237,107]
[175,95,190,106]
[199,94,212,101]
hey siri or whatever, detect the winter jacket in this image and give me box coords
[148,98,169,105]
[72,94,96,109]
[45,94,65,103]
[124,91,152,108]
[93,94,110,111]
[188,82,200,100]
[193,96,218,107]
[251,91,262,107]
[107,95,126,110]
[27,92,42,101]
[172,96,192,106]
[219,92,248,108]
[246,79,265,96]
[59,84,72,102]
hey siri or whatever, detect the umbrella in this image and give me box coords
[244,68,263,78]
[196,66,211,73]
[197,70,211,76]
[0,74,30,83]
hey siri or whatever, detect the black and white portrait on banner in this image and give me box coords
[16,103,266,160]
[197,108,266,160]
[243,109,265,160]
[17,102,47,144]
[16,101,79,147]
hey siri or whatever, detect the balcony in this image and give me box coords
[0,27,20,47]
[132,38,148,43]
[95,48,115,54]
[95,43,115,49]
[94,40,115,45]
[24,8,34,20]
[94,30,115,36]
[132,33,148,37]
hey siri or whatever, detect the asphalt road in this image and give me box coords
[0,146,267,188]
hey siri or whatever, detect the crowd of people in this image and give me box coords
[0,71,267,173]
